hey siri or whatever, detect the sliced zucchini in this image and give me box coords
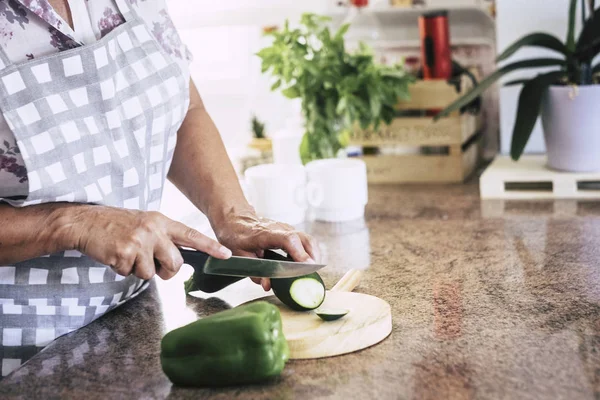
[315,308,349,321]
[271,272,325,311]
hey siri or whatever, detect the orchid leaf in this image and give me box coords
[567,0,578,52]
[511,71,566,160]
[503,78,532,86]
[434,58,566,120]
[497,33,568,62]
[575,8,600,62]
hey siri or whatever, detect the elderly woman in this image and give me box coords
[0,0,318,377]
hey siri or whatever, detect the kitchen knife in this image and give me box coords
[173,248,326,293]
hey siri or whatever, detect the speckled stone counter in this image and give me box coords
[3,181,600,399]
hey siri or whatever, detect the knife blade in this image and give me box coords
[173,248,326,293]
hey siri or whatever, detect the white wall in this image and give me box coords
[169,0,332,153]
[496,0,581,155]
[161,0,327,224]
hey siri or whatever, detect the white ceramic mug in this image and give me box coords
[272,133,303,165]
[243,164,308,226]
[305,158,368,222]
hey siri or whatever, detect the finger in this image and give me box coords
[299,233,321,263]
[230,249,269,290]
[261,278,271,291]
[132,251,155,281]
[257,231,312,263]
[111,250,136,278]
[236,249,258,258]
[155,241,184,281]
[168,221,231,259]
[250,277,271,291]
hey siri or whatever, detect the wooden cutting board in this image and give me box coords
[245,270,392,359]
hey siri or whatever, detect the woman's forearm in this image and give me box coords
[0,203,82,264]
[167,80,319,269]
[167,80,252,228]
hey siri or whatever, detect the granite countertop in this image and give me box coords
[3,181,600,399]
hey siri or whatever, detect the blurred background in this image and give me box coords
[161,0,594,229]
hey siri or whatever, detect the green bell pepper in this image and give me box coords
[160,301,289,387]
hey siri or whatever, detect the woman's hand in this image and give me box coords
[67,205,231,281]
[212,209,321,292]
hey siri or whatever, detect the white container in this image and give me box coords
[272,133,303,165]
[272,101,304,165]
[243,164,307,225]
[541,85,600,172]
[305,159,368,222]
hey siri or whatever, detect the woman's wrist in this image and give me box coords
[45,203,91,254]
[207,200,256,238]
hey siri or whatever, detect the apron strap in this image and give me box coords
[114,0,139,23]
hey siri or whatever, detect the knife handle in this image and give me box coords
[186,274,245,294]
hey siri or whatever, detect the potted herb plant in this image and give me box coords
[436,0,600,172]
[248,115,272,153]
[257,13,414,164]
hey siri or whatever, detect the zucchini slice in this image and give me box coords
[271,272,325,311]
[315,308,349,321]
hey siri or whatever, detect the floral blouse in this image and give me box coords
[0,0,192,198]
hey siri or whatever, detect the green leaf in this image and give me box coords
[336,97,348,115]
[270,80,282,91]
[299,132,311,165]
[338,129,351,148]
[367,85,382,117]
[335,24,350,40]
[575,9,600,62]
[380,70,409,79]
[567,0,578,52]
[282,86,300,98]
[497,33,569,62]
[434,58,566,120]
[503,78,532,86]
[510,71,566,160]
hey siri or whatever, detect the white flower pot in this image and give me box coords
[541,85,600,172]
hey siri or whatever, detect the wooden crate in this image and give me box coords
[480,155,600,200]
[350,75,482,184]
[390,0,413,7]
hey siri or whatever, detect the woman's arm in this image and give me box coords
[0,202,230,280]
[167,80,320,286]
[0,202,78,264]
[167,80,249,229]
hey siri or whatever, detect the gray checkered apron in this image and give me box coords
[0,0,190,377]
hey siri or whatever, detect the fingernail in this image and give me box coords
[306,258,316,264]
[220,246,232,258]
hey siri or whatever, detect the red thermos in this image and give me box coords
[419,11,452,80]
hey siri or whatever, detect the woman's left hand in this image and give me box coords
[213,209,321,292]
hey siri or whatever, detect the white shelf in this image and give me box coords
[480,156,600,200]
[331,4,495,25]
[169,1,494,30]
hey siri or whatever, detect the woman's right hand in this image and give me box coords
[66,205,231,281]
